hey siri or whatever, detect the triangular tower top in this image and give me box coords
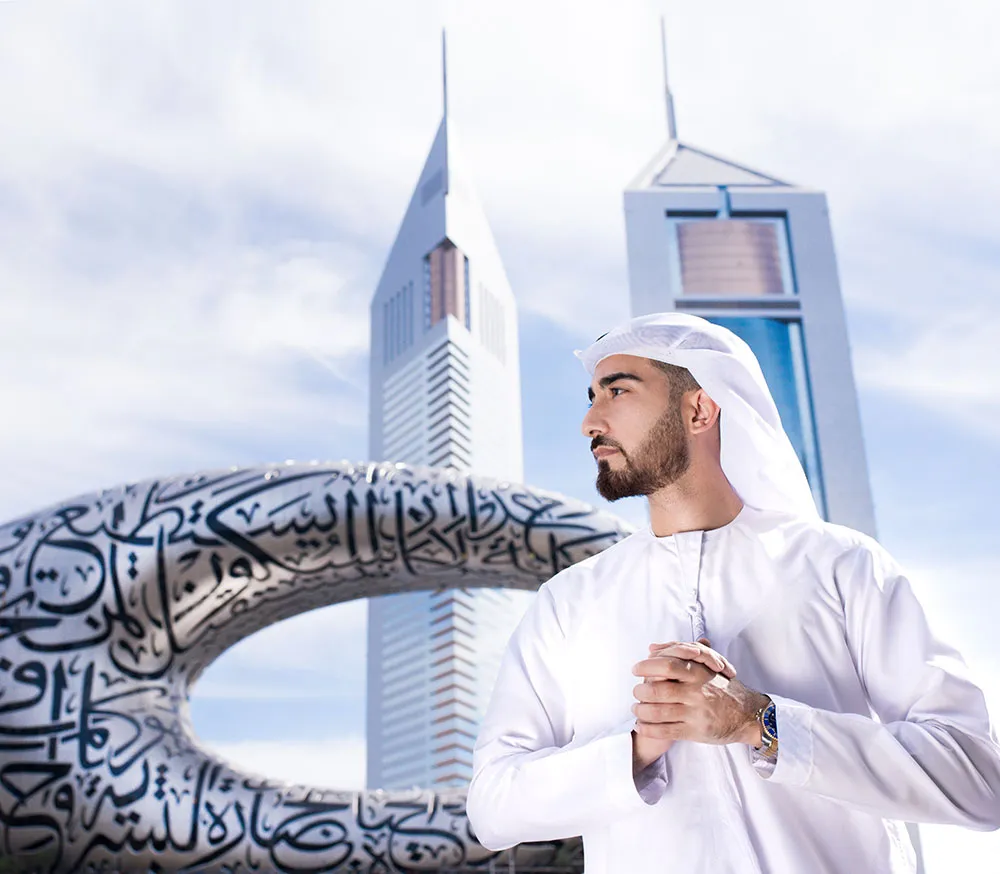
[628,141,790,190]
[369,32,515,343]
[629,21,791,192]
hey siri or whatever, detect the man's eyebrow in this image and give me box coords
[587,372,643,402]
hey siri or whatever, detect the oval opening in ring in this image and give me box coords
[190,587,536,791]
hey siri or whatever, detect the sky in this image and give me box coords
[0,1,998,869]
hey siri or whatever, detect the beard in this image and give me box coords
[594,403,691,501]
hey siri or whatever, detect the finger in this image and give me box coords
[632,701,687,723]
[633,681,689,704]
[649,642,726,674]
[650,641,736,679]
[633,720,684,741]
[651,638,713,647]
[632,656,711,683]
[715,656,737,680]
[652,641,711,660]
[636,656,710,681]
[698,638,737,678]
[670,640,727,671]
[633,655,684,680]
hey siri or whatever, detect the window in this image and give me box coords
[382,301,390,365]
[463,256,471,330]
[477,283,505,364]
[389,294,397,360]
[669,216,795,297]
[423,257,433,331]
[406,281,413,348]
[384,283,415,365]
[423,238,469,330]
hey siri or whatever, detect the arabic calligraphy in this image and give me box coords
[0,462,629,872]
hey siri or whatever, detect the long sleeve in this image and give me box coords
[763,541,1000,829]
[466,583,654,850]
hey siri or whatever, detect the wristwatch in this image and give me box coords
[755,698,779,758]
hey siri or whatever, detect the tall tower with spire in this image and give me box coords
[365,35,534,790]
[623,23,876,535]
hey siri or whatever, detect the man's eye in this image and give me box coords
[610,387,626,397]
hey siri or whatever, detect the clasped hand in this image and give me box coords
[630,638,768,770]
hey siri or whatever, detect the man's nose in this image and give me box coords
[581,403,606,439]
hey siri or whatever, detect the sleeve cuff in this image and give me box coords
[762,693,815,787]
[748,745,777,778]
[601,719,665,812]
[633,753,668,804]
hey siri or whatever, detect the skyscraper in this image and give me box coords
[621,39,930,869]
[365,47,534,790]
[622,38,876,535]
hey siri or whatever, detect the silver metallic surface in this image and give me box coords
[0,462,632,872]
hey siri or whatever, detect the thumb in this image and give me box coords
[698,637,737,679]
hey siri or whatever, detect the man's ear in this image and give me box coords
[689,390,721,434]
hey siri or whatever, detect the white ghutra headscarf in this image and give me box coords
[575,312,819,520]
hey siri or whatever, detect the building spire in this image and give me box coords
[660,16,677,140]
[441,28,448,119]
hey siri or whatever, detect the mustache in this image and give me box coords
[591,435,625,454]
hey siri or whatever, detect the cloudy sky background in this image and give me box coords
[1,1,998,868]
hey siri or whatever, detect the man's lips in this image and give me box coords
[592,447,620,460]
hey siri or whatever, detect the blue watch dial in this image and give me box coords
[762,701,778,741]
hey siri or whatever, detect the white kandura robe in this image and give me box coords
[467,505,1000,874]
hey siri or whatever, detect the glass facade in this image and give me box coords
[423,238,469,330]
[463,255,471,330]
[670,217,796,297]
[710,317,826,516]
[368,584,533,790]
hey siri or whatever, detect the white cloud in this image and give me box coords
[193,681,344,701]
[853,306,1000,437]
[204,734,367,791]
[0,2,391,520]
[447,0,1000,435]
[200,599,368,676]
[0,239,372,520]
[188,601,368,726]
[1,0,998,529]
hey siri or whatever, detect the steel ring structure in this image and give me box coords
[0,461,632,873]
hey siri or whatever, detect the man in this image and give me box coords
[466,313,1000,873]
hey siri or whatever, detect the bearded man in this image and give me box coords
[466,313,1000,873]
